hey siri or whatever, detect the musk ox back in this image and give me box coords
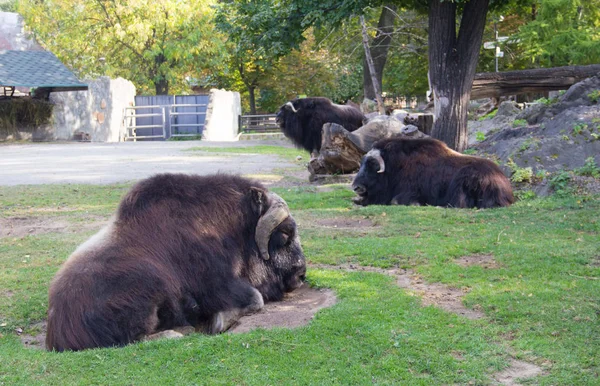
[276,97,365,154]
[46,174,306,351]
[352,138,514,208]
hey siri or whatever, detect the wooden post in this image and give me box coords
[360,16,386,115]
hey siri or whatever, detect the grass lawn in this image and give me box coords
[1,174,599,384]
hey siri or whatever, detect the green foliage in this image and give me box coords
[0,0,16,12]
[18,0,226,95]
[534,96,559,106]
[574,157,600,178]
[588,90,600,103]
[463,148,478,155]
[515,0,600,67]
[572,123,588,136]
[478,109,498,121]
[512,119,528,127]
[514,189,537,200]
[549,170,573,196]
[0,98,53,134]
[475,131,486,142]
[507,159,533,183]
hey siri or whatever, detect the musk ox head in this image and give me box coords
[352,149,387,203]
[254,189,306,292]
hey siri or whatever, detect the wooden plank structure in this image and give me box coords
[240,114,279,133]
[471,64,600,100]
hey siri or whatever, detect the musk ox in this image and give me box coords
[276,97,365,155]
[352,138,514,208]
[46,174,306,351]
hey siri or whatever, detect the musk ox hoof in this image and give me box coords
[144,329,184,341]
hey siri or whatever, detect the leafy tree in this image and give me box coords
[225,0,533,151]
[515,0,600,67]
[258,32,363,113]
[0,0,17,12]
[18,0,226,95]
[214,0,305,114]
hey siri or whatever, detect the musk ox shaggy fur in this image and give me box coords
[276,97,365,154]
[46,174,306,351]
[352,138,514,208]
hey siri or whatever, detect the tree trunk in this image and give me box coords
[360,16,386,115]
[362,5,396,100]
[248,85,257,115]
[428,0,490,152]
[153,54,169,95]
[471,64,600,99]
[155,78,169,95]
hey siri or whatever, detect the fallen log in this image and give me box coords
[308,117,428,177]
[471,64,600,100]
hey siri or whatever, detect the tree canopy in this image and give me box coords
[18,0,226,95]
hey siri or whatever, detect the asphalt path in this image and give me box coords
[0,140,296,186]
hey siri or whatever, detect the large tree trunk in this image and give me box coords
[363,5,396,100]
[471,64,600,99]
[428,0,489,152]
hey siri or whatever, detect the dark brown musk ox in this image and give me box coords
[276,97,365,155]
[352,137,514,208]
[46,174,307,352]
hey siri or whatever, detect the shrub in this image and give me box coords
[574,157,600,178]
[512,119,527,127]
[475,131,486,142]
[549,170,573,196]
[0,98,53,135]
[507,159,533,183]
[588,90,600,103]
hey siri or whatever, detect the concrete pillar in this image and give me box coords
[203,89,241,141]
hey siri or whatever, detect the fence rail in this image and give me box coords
[240,114,280,133]
[123,105,166,141]
[382,95,428,110]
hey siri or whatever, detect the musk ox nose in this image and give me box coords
[353,184,366,195]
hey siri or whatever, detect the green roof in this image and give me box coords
[0,50,87,91]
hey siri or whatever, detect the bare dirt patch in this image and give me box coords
[493,358,543,385]
[310,263,485,320]
[315,217,377,229]
[230,284,337,333]
[455,254,501,269]
[0,217,70,238]
[0,216,109,238]
[19,321,46,350]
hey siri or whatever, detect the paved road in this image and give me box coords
[0,140,296,186]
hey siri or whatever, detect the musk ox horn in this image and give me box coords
[255,192,290,260]
[285,101,298,113]
[366,149,385,174]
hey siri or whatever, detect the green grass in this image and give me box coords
[1,182,599,385]
[185,145,309,164]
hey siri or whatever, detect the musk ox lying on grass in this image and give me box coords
[352,138,514,208]
[46,174,306,351]
[276,97,365,154]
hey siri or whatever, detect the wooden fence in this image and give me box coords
[240,114,280,133]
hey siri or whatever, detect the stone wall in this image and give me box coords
[50,77,135,142]
[203,89,241,141]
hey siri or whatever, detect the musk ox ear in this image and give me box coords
[255,193,290,260]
